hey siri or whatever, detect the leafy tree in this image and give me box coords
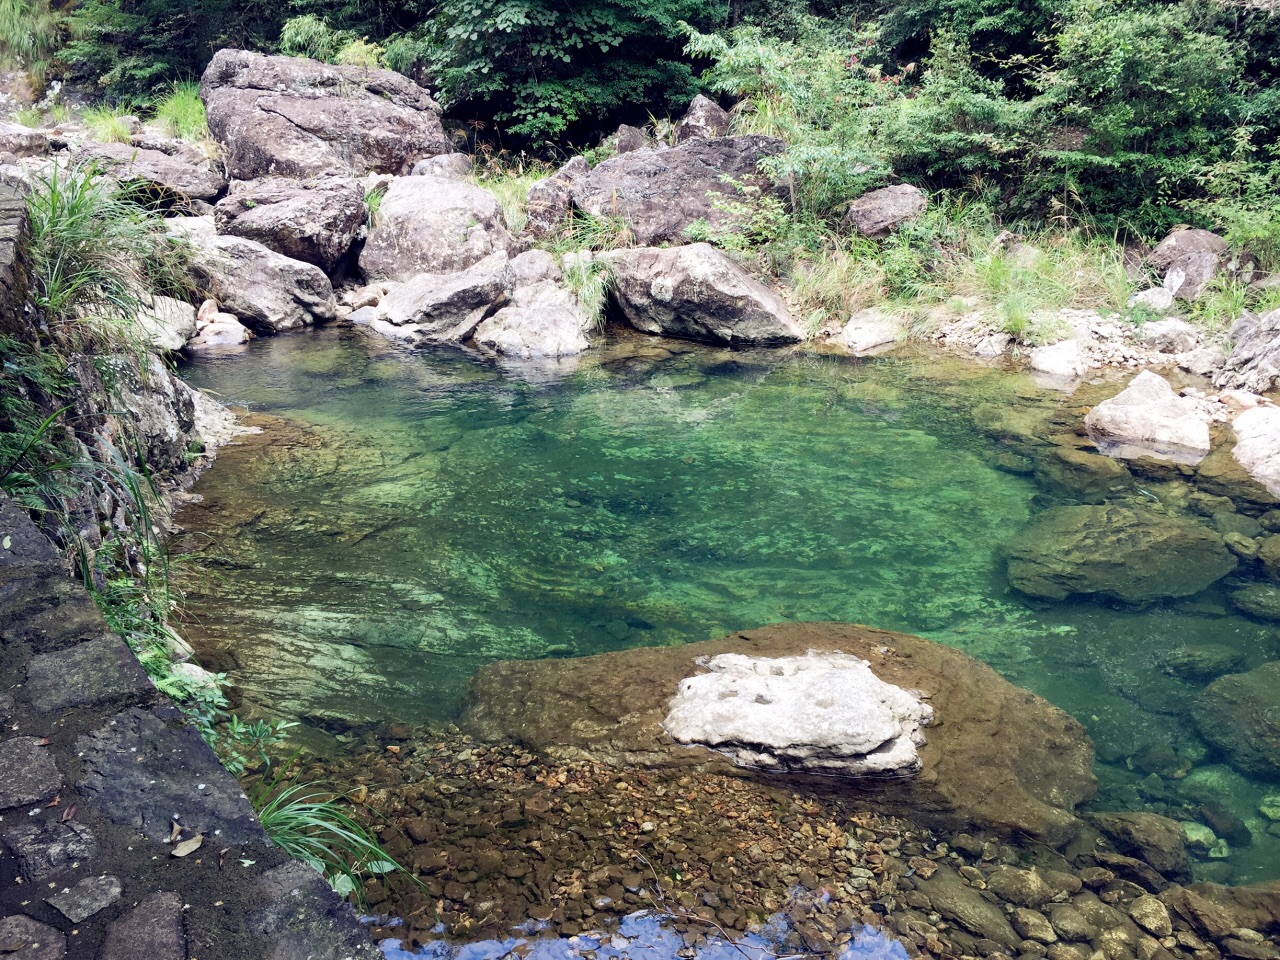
[425,0,729,143]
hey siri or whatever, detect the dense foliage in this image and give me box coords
[0,0,1275,235]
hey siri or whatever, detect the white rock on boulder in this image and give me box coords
[663,650,933,777]
[471,281,591,359]
[187,311,251,351]
[1231,406,1280,497]
[1029,339,1088,381]
[833,309,900,356]
[359,175,515,282]
[1084,370,1211,464]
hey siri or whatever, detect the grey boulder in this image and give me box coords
[571,135,785,245]
[1084,370,1211,464]
[0,121,49,157]
[1192,662,1280,779]
[214,177,366,273]
[525,156,588,238]
[471,281,590,358]
[376,252,514,339]
[411,153,473,179]
[200,49,449,180]
[675,94,732,143]
[1231,406,1280,498]
[84,141,226,203]
[171,217,335,334]
[843,184,927,237]
[359,175,515,282]
[1147,228,1229,300]
[663,651,933,776]
[1216,309,1280,393]
[598,243,803,345]
[136,296,198,353]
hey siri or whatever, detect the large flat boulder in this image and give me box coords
[1192,662,1280,779]
[170,218,335,334]
[471,280,590,358]
[83,141,226,203]
[1004,504,1237,603]
[460,622,1096,846]
[570,135,784,245]
[200,49,449,180]
[213,177,365,273]
[598,243,803,345]
[359,176,515,282]
[0,121,49,158]
[1084,370,1211,464]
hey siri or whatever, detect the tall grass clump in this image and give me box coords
[153,81,208,141]
[81,103,134,143]
[562,255,612,331]
[25,160,192,337]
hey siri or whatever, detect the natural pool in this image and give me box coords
[176,326,1280,886]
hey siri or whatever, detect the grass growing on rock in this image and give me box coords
[153,81,209,141]
[80,103,134,143]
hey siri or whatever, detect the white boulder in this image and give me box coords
[1085,371,1211,464]
[1231,406,1280,497]
[1029,339,1088,381]
[471,281,591,359]
[834,309,900,356]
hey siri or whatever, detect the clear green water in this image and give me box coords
[178,327,1280,884]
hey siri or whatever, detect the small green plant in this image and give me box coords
[335,37,382,68]
[542,211,634,255]
[278,14,355,63]
[153,81,208,142]
[363,185,385,229]
[48,102,69,123]
[253,780,403,905]
[13,105,42,127]
[81,103,134,143]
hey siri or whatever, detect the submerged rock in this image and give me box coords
[1004,504,1236,603]
[1085,370,1211,464]
[359,175,515,282]
[599,243,804,346]
[200,49,449,179]
[1158,644,1247,684]
[662,651,933,777]
[1231,584,1280,621]
[1093,811,1192,882]
[1193,662,1280,779]
[461,622,1096,845]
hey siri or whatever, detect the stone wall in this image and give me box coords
[0,490,382,956]
[0,169,380,959]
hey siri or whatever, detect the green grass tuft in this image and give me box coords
[81,103,134,144]
[153,82,209,142]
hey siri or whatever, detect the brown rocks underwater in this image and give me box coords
[286,622,1280,960]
